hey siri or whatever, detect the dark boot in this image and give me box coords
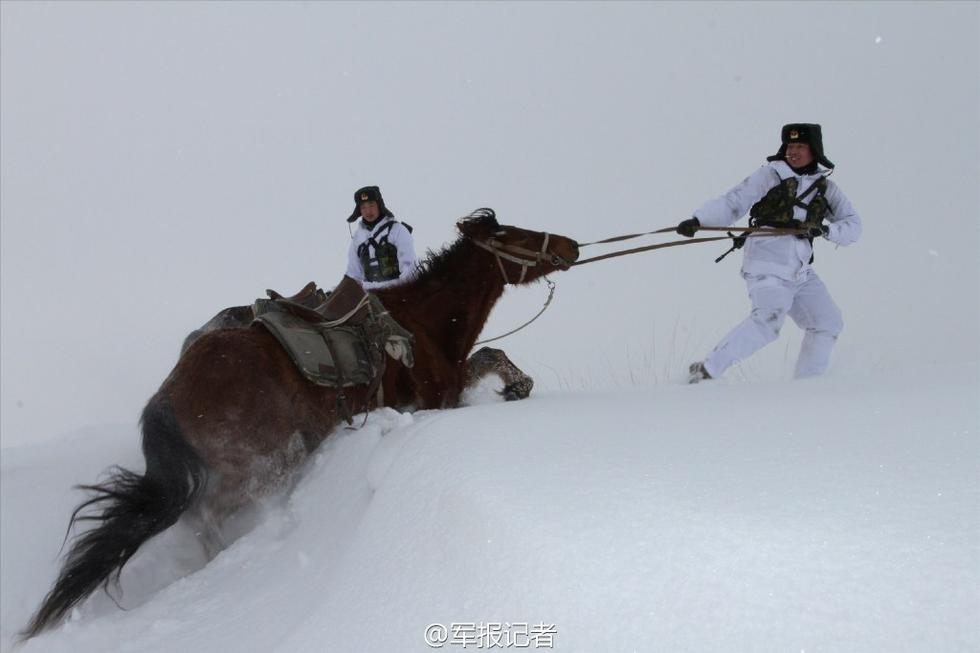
[687,361,712,384]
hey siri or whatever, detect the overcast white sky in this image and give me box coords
[2,1,977,446]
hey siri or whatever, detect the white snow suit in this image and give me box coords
[693,160,862,378]
[345,216,418,290]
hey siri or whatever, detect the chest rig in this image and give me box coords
[357,220,412,282]
[749,173,832,231]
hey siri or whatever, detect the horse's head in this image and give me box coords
[457,208,579,284]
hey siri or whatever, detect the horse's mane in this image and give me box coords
[384,209,500,295]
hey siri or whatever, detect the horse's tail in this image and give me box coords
[21,396,207,640]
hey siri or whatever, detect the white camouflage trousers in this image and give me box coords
[703,268,844,379]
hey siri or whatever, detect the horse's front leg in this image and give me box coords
[464,347,534,401]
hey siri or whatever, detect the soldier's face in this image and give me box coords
[786,142,814,168]
[359,200,380,222]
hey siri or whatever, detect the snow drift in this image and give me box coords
[3,365,976,652]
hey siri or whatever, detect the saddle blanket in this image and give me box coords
[254,308,377,387]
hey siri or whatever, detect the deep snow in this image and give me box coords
[3,365,977,652]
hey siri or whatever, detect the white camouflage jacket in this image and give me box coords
[694,160,862,280]
[345,216,418,290]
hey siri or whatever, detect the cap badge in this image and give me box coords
[789,129,800,139]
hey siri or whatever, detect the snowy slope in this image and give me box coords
[3,365,976,652]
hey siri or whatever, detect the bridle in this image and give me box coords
[470,232,574,284]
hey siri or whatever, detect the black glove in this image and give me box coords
[797,224,829,239]
[676,217,701,238]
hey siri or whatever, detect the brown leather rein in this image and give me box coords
[467,232,569,346]
[465,225,804,345]
[571,225,806,266]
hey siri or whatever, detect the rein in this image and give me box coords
[474,278,556,346]
[469,232,567,346]
[464,224,804,345]
[572,225,806,266]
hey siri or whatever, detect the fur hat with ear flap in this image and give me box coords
[767,123,835,169]
[347,185,395,223]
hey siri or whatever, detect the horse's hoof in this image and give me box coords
[500,382,532,401]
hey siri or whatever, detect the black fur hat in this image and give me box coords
[767,123,835,169]
[347,185,395,223]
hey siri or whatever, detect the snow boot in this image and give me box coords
[687,361,712,384]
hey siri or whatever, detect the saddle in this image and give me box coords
[253,276,413,423]
[265,281,328,309]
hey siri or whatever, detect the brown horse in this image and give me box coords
[182,295,536,401]
[23,208,578,639]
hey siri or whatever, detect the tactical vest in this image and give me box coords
[749,174,832,231]
[357,220,412,283]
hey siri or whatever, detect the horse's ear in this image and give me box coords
[457,208,498,237]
